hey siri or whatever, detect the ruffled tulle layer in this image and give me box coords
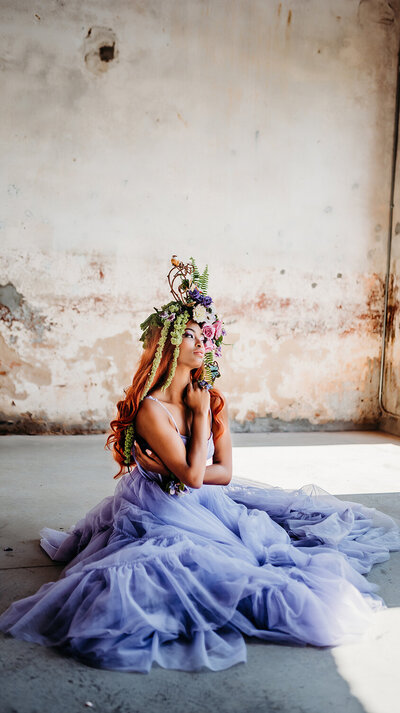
[1,472,399,673]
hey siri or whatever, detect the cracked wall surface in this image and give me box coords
[0,0,399,433]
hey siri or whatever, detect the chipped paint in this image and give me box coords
[0,283,50,342]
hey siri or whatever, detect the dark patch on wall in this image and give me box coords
[0,283,49,342]
[357,0,398,28]
[230,415,380,433]
[83,26,118,75]
[99,44,115,62]
[382,273,400,413]
[385,273,399,341]
[0,412,107,436]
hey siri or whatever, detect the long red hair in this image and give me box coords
[106,324,225,478]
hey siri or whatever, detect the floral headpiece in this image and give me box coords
[123,256,225,468]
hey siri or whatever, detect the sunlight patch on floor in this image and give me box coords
[232,443,400,494]
[332,607,400,713]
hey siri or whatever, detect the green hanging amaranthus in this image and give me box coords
[162,309,190,391]
[141,319,172,400]
[124,423,135,468]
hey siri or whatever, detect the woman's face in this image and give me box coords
[177,321,205,369]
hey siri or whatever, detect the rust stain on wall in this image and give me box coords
[222,273,385,339]
[355,273,385,333]
[385,272,399,340]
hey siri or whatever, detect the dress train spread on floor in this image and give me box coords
[0,428,399,673]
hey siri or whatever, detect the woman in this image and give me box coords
[0,256,399,674]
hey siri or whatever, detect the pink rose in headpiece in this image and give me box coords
[202,324,215,340]
[213,320,223,339]
[204,340,214,353]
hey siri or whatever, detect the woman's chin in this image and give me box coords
[192,356,204,368]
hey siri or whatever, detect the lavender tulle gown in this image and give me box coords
[1,397,399,672]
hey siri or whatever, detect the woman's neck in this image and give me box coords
[156,366,191,405]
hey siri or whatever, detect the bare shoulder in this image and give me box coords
[135,397,169,432]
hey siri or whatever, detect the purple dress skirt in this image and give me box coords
[0,402,399,672]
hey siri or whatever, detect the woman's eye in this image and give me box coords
[184,332,194,338]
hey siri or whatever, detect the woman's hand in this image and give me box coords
[134,441,170,476]
[184,380,210,415]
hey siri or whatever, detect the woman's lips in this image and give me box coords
[193,350,204,357]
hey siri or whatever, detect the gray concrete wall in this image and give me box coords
[1,0,399,433]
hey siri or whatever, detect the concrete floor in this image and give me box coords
[0,431,400,713]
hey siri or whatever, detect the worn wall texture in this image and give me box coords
[0,0,399,434]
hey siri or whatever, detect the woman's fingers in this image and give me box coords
[185,378,210,413]
[135,440,152,455]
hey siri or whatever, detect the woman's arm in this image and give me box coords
[202,400,232,485]
[135,382,210,489]
[135,395,232,486]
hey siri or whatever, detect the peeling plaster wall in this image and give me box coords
[0,0,399,433]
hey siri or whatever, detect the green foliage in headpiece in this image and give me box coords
[124,423,135,467]
[190,257,209,294]
[204,351,213,366]
[205,360,221,383]
[139,312,161,348]
[141,319,171,399]
[139,302,182,348]
[162,310,190,391]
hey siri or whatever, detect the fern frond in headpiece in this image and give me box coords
[190,257,209,294]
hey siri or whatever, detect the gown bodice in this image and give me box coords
[132,394,215,485]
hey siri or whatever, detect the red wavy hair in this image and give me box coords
[106,324,225,478]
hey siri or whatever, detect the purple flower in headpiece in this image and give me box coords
[215,347,222,358]
[197,379,212,391]
[188,288,201,302]
[188,288,212,307]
